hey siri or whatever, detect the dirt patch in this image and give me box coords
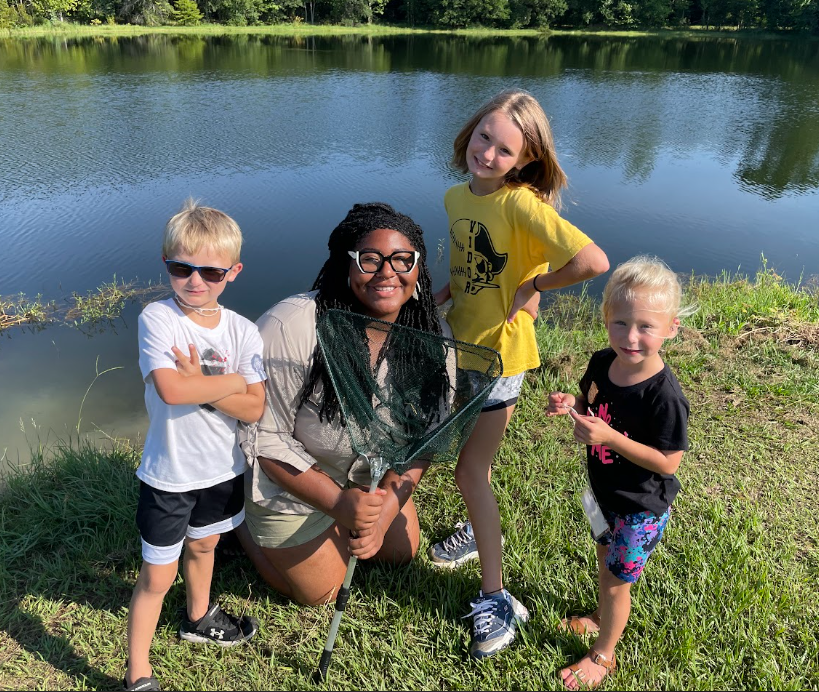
[730,320,819,349]
[666,325,711,358]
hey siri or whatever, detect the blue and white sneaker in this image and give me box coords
[429,521,505,569]
[463,589,529,659]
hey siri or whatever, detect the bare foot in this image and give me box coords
[560,611,601,635]
[560,652,611,690]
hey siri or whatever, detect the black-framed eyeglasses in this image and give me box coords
[348,250,420,274]
[163,257,234,283]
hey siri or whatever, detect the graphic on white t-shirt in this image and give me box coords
[200,347,230,412]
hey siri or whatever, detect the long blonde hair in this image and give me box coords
[451,88,568,211]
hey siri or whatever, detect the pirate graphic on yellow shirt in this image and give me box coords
[451,218,508,295]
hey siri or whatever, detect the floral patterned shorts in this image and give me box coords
[594,507,670,583]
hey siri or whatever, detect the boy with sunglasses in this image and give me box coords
[125,199,266,692]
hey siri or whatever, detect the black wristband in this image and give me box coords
[532,273,542,292]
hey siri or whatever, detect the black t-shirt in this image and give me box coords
[579,348,689,517]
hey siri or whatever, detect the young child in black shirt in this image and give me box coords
[548,255,694,690]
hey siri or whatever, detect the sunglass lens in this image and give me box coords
[166,261,228,282]
[167,261,193,278]
[200,267,227,282]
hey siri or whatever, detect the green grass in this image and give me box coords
[2,22,810,41]
[0,293,56,333]
[0,22,426,39]
[0,279,168,338]
[1,267,817,690]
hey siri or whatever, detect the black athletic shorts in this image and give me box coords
[136,475,244,564]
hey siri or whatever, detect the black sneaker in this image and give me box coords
[122,676,161,691]
[179,603,258,647]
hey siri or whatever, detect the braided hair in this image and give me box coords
[301,202,442,423]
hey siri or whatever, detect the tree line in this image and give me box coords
[1,0,817,37]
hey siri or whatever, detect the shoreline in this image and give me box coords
[3,23,816,41]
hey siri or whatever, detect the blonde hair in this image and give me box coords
[451,88,568,211]
[601,255,697,321]
[162,198,243,265]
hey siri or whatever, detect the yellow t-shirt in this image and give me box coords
[445,182,592,376]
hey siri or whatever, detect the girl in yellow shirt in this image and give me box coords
[431,88,609,660]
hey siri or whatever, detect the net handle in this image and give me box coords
[312,457,388,682]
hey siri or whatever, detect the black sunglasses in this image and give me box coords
[163,258,233,283]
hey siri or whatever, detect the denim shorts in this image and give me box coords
[594,507,670,583]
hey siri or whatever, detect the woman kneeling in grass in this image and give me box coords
[235,202,443,605]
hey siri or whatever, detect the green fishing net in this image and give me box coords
[312,309,503,681]
[316,309,503,473]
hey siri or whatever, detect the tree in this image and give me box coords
[564,0,602,25]
[634,0,671,24]
[432,0,511,27]
[171,0,203,21]
[599,0,638,25]
[365,0,386,21]
[20,0,79,21]
[509,0,569,27]
[795,0,819,31]
[119,0,173,23]
[0,0,16,24]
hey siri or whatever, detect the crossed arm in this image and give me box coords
[150,343,265,424]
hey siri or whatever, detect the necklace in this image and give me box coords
[174,295,223,316]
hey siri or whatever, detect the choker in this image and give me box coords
[174,295,223,316]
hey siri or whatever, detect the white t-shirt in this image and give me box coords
[137,298,266,492]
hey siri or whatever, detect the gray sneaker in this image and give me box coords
[428,521,479,568]
[428,520,505,569]
[463,589,529,659]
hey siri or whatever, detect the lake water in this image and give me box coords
[1,32,818,465]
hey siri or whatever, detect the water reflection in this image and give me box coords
[0,32,817,463]
[1,34,818,205]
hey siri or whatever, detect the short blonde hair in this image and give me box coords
[162,198,243,265]
[451,88,568,210]
[601,255,696,321]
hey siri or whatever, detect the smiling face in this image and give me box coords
[349,228,420,323]
[166,245,242,313]
[605,292,679,376]
[465,110,532,195]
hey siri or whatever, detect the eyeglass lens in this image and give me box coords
[357,251,417,274]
